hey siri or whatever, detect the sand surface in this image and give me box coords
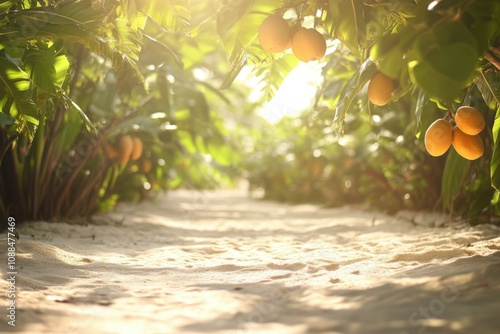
[1,189,500,334]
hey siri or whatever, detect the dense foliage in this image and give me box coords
[1,0,500,228]
[230,0,500,219]
[0,0,241,226]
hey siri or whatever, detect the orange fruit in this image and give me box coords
[455,106,485,136]
[424,119,453,157]
[130,137,143,161]
[117,135,133,165]
[141,159,152,173]
[452,127,484,160]
[258,16,290,53]
[291,27,326,62]
[368,71,394,106]
[102,141,118,160]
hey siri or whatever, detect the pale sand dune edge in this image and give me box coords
[1,189,500,334]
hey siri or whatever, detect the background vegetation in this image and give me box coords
[1,0,500,230]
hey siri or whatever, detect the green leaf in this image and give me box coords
[189,0,219,35]
[442,147,468,211]
[220,51,247,90]
[0,57,37,137]
[332,58,377,136]
[408,60,464,102]
[23,49,57,93]
[253,54,299,101]
[2,1,142,80]
[7,0,106,27]
[85,37,143,83]
[197,80,231,105]
[137,0,190,32]
[0,1,15,11]
[120,0,148,30]
[54,54,69,88]
[328,0,366,57]
[426,43,478,82]
[467,186,495,217]
[476,71,500,110]
[142,20,183,68]
[108,18,143,62]
[467,0,500,53]
[0,112,15,127]
[414,89,426,137]
[378,45,405,80]
[369,34,401,62]
[62,95,98,134]
[491,106,500,192]
[216,0,256,43]
[51,104,84,160]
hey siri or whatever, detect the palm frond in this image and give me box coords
[0,56,37,138]
[0,0,143,79]
[137,0,190,32]
[23,48,58,94]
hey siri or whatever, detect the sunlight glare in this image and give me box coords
[259,61,324,123]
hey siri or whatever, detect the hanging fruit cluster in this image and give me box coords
[258,15,326,62]
[424,106,485,160]
[102,135,144,166]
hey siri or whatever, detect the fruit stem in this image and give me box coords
[291,0,308,21]
[282,0,307,10]
[485,50,500,71]
[446,105,455,121]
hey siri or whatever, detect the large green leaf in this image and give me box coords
[408,60,465,103]
[332,58,377,136]
[0,57,37,136]
[53,53,69,88]
[50,104,84,162]
[23,49,58,93]
[327,0,366,57]
[0,1,15,11]
[60,94,97,135]
[491,106,500,192]
[442,147,469,211]
[120,0,148,30]
[414,89,427,137]
[476,71,500,110]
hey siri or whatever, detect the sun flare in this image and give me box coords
[259,62,324,123]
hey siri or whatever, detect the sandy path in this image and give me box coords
[1,189,500,334]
